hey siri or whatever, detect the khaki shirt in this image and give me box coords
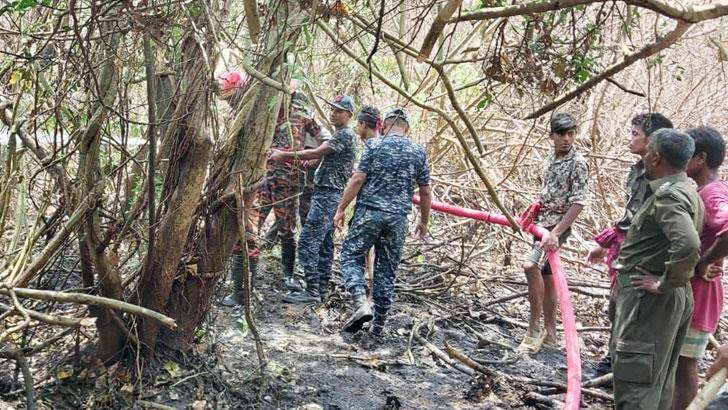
[615,161,649,233]
[614,172,704,292]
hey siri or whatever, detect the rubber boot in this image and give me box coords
[281,241,300,291]
[370,313,387,336]
[343,293,373,332]
[221,253,245,306]
[281,284,320,304]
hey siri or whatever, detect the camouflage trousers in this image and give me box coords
[298,186,342,285]
[243,180,300,260]
[298,170,315,226]
[340,205,408,316]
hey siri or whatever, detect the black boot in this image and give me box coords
[343,293,373,332]
[281,241,301,291]
[318,279,330,300]
[282,284,320,304]
[221,254,245,307]
[371,312,387,336]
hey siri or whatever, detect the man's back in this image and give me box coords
[357,135,429,215]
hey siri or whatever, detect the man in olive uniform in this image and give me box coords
[586,113,673,376]
[611,129,704,410]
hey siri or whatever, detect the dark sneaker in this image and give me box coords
[284,276,301,291]
[282,289,320,304]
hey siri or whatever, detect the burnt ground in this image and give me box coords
[118,250,616,410]
[0,240,645,410]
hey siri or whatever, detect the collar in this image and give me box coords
[550,147,576,164]
[647,171,688,192]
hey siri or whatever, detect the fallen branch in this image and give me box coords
[1,288,176,329]
[0,302,95,328]
[442,341,613,401]
[582,372,613,388]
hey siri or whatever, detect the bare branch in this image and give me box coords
[453,0,728,25]
[418,0,463,62]
[243,0,262,44]
[3,287,177,329]
[525,21,691,119]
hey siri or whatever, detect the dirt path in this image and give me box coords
[203,255,613,409]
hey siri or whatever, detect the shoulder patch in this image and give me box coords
[655,181,673,198]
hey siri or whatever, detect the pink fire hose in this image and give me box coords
[413,196,582,408]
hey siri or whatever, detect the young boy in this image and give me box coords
[519,113,589,354]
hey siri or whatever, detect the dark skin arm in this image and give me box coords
[696,231,728,281]
[415,185,432,240]
[541,204,583,251]
[268,142,335,162]
[333,172,367,229]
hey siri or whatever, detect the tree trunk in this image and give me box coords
[135,34,214,355]
[75,31,127,361]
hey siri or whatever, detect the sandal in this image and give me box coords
[542,335,563,350]
[517,330,546,355]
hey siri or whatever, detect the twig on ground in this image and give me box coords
[137,400,177,410]
[582,372,613,388]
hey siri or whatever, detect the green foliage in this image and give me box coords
[571,53,595,84]
[476,94,493,109]
[0,0,49,16]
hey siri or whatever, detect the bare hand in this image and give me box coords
[631,266,662,294]
[541,232,559,252]
[302,159,318,169]
[707,344,728,379]
[586,245,608,266]
[699,261,723,282]
[333,210,346,230]
[707,264,723,280]
[268,149,283,162]
[414,222,428,240]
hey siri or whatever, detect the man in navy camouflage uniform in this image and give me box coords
[269,94,358,304]
[334,108,431,334]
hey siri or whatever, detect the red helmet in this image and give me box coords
[219,70,249,100]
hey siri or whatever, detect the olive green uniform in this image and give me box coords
[611,172,704,410]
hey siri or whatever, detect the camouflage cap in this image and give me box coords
[384,108,409,125]
[326,94,355,113]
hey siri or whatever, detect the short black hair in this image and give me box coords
[357,106,381,129]
[687,126,725,169]
[648,128,695,169]
[550,113,577,134]
[631,113,673,137]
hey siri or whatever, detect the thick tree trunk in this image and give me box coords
[135,34,213,354]
[139,3,312,353]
